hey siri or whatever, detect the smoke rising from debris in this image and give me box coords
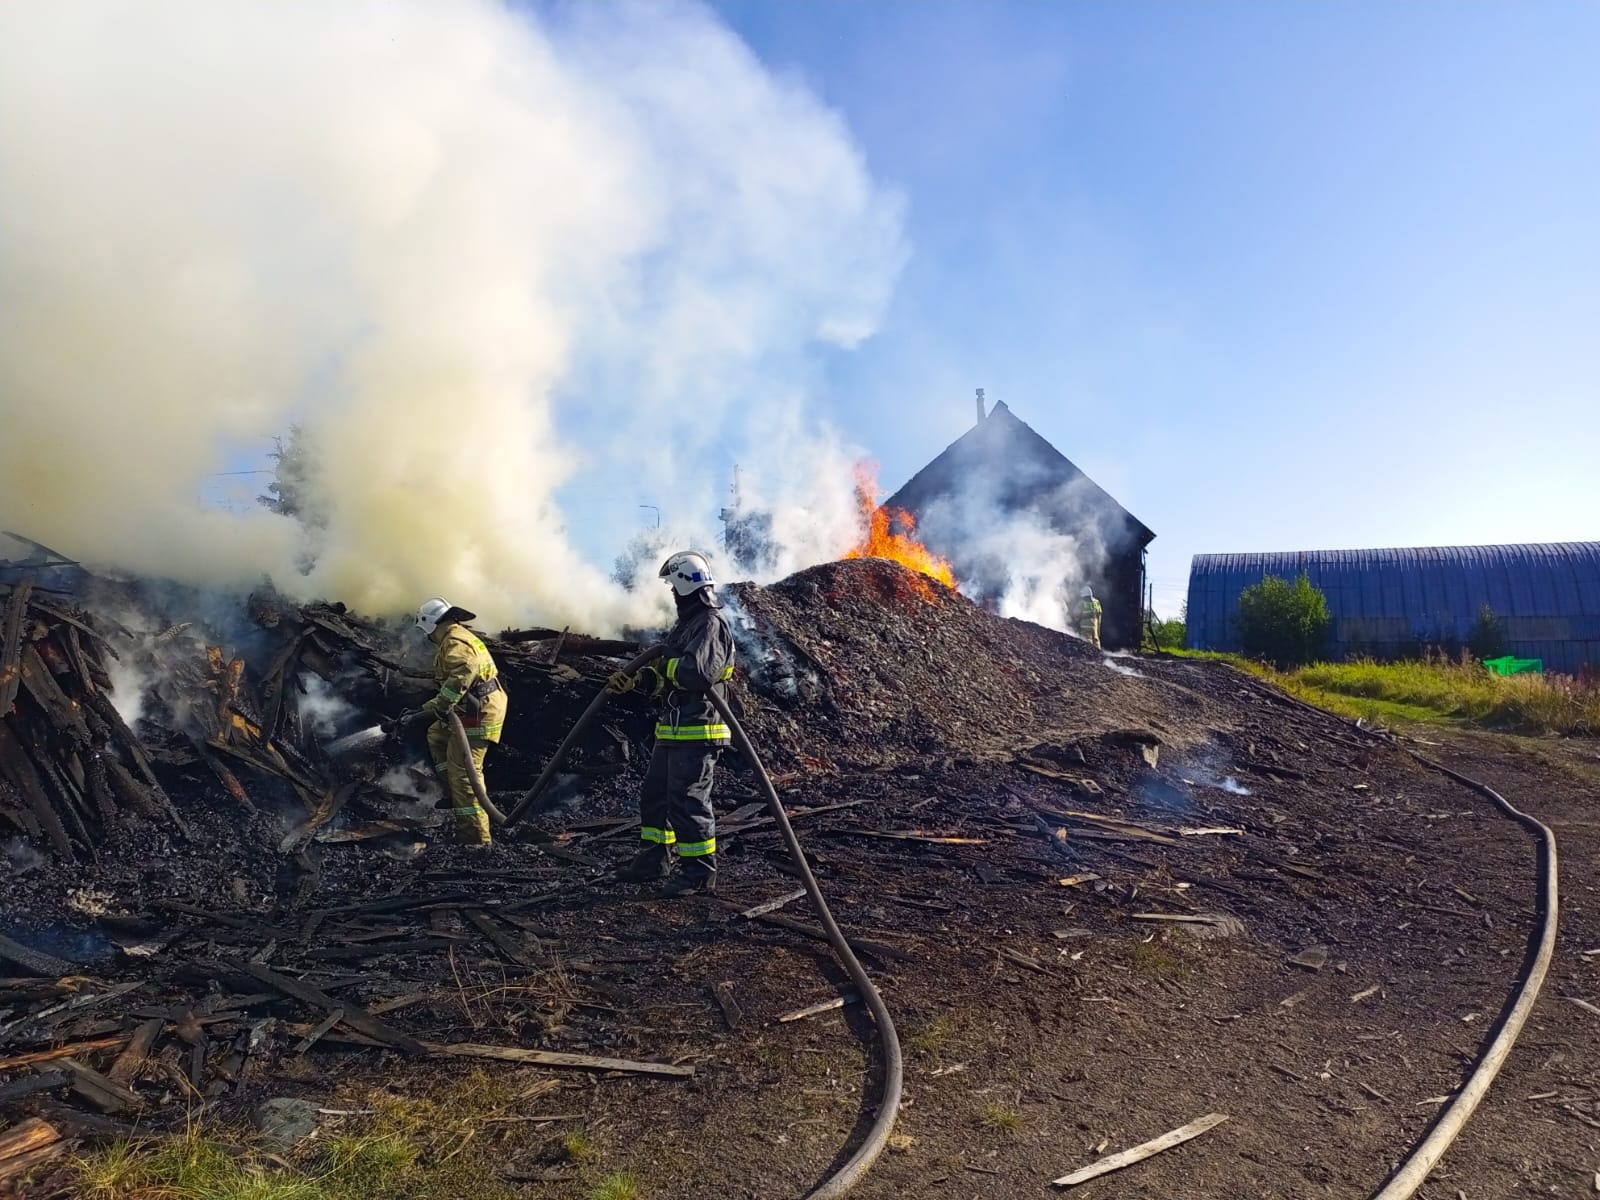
[0,1,903,631]
[914,473,1111,635]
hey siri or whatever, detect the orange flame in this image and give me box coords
[843,463,958,591]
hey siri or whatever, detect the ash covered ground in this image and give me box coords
[2,558,1597,1198]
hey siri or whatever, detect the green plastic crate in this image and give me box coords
[1483,655,1543,676]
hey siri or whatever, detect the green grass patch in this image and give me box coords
[66,1069,545,1200]
[905,1013,961,1055]
[979,1101,1023,1136]
[1129,938,1189,980]
[1172,650,1600,735]
[588,1173,644,1200]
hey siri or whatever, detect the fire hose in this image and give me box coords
[1222,669,1560,1198]
[499,649,903,1200]
[445,709,508,826]
[1365,749,1558,1200]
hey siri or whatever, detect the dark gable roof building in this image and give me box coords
[884,397,1156,650]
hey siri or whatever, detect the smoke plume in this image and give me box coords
[915,474,1111,634]
[0,1,904,631]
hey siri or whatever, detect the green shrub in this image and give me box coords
[1467,603,1509,661]
[1143,611,1186,652]
[1235,573,1330,668]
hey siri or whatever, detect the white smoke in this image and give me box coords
[0,1,904,632]
[295,673,356,739]
[913,475,1110,633]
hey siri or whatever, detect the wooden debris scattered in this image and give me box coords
[737,889,808,919]
[711,982,742,1031]
[837,828,988,846]
[1052,1112,1229,1187]
[0,1035,130,1072]
[0,933,75,979]
[58,1057,143,1114]
[106,1019,164,1085]
[778,994,859,1023]
[0,1117,64,1182]
[292,1010,346,1055]
[1567,996,1600,1018]
[232,961,426,1056]
[714,900,913,963]
[1287,945,1330,972]
[424,1042,694,1078]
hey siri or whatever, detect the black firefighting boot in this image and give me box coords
[616,843,672,883]
[659,856,717,898]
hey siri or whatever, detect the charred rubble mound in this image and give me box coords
[1,554,1242,887]
[727,557,1226,772]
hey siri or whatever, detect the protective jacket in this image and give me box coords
[1074,596,1104,647]
[424,622,506,741]
[641,600,734,745]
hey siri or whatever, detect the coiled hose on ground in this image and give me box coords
[497,650,902,1199]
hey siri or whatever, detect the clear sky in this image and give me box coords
[707,1,1600,615]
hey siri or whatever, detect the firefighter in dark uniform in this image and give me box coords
[607,551,735,896]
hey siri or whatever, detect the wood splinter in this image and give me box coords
[1053,1112,1229,1187]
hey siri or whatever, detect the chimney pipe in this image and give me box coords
[975,387,986,426]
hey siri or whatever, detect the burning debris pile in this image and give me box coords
[0,576,185,859]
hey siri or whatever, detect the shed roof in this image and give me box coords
[1186,542,1600,671]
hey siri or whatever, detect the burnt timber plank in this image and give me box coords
[106,1019,164,1085]
[0,932,74,978]
[0,579,31,714]
[231,961,426,1056]
[461,909,536,967]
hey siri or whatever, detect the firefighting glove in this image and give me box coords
[606,671,637,695]
[635,665,664,697]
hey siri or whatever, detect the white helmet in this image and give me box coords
[415,596,464,636]
[659,551,716,597]
[1080,585,1094,598]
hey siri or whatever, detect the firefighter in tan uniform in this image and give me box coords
[1074,584,1103,649]
[415,597,507,846]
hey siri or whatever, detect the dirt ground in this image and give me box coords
[3,560,1598,1198]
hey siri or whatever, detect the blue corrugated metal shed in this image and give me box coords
[1186,542,1600,673]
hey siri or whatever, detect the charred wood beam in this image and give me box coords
[62,627,101,695]
[0,722,72,856]
[230,960,426,1056]
[258,627,312,743]
[0,580,31,715]
[0,933,75,978]
[81,691,163,794]
[18,646,90,743]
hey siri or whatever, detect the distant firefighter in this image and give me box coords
[414,597,507,846]
[1074,584,1103,649]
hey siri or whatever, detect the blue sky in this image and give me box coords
[709,1,1600,615]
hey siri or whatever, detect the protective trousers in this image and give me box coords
[426,720,493,845]
[639,742,718,869]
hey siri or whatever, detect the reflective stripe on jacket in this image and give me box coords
[653,602,735,745]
